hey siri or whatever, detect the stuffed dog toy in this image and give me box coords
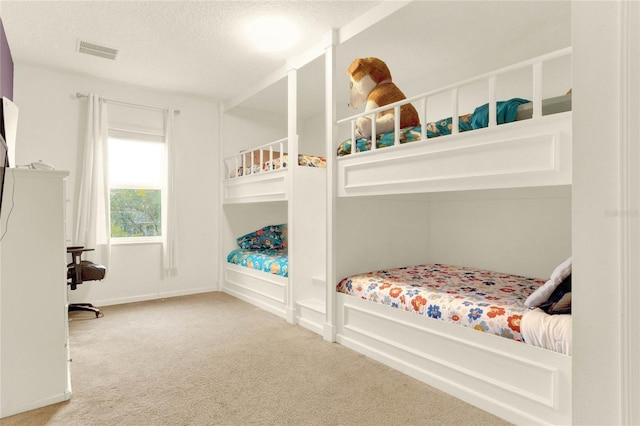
[347,57,419,138]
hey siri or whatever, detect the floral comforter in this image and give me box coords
[336,263,545,342]
[227,248,288,277]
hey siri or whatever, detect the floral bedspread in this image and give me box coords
[234,154,326,177]
[227,248,288,277]
[336,263,545,342]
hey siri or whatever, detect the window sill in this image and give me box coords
[110,237,163,245]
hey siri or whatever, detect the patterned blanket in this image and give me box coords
[337,98,530,156]
[227,248,288,277]
[234,154,326,177]
[337,263,545,342]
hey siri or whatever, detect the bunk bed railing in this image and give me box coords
[337,47,572,155]
[224,137,288,179]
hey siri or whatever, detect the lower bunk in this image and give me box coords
[223,263,289,320]
[334,262,572,425]
[222,224,291,320]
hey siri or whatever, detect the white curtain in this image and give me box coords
[162,109,178,277]
[74,93,111,266]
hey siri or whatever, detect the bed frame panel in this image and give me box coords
[336,293,571,425]
[223,169,289,204]
[338,112,571,197]
[223,264,289,320]
[222,137,291,204]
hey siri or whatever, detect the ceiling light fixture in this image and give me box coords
[246,16,300,53]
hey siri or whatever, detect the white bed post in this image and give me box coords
[420,98,427,140]
[324,32,338,342]
[269,146,274,171]
[450,88,459,135]
[217,103,225,291]
[393,106,401,146]
[350,120,356,154]
[532,62,543,119]
[286,67,298,324]
[371,114,377,150]
[488,76,497,128]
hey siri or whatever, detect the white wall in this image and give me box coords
[299,112,324,157]
[13,64,220,306]
[334,187,571,283]
[428,187,571,279]
[221,107,287,159]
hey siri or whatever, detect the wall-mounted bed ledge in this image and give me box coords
[337,111,571,197]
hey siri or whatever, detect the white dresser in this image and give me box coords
[0,168,71,418]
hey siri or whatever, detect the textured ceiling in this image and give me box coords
[1,1,571,117]
[0,0,380,102]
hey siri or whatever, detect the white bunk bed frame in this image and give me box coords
[219,9,572,422]
[222,131,327,331]
[330,48,572,425]
[221,137,292,316]
[222,137,290,204]
[336,47,572,197]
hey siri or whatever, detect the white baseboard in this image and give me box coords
[88,286,218,307]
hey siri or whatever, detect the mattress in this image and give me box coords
[227,248,288,277]
[336,263,545,342]
[234,153,326,177]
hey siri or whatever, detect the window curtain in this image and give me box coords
[162,109,178,277]
[74,93,111,266]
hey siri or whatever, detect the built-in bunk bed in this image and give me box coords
[327,2,572,424]
[220,56,327,333]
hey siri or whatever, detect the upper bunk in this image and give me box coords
[332,1,572,197]
[221,56,327,204]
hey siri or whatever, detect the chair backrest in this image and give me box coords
[67,246,106,290]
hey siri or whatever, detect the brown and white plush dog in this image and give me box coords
[347,57,419,138]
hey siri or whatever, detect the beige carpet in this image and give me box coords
[1,292,510,426]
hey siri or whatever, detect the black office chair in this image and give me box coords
[67,246,107,318]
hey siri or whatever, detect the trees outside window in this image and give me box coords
[108,135,165,242]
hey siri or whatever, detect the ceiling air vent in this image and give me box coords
[77,39,119,60]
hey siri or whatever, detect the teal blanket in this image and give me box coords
[337,98,530,156]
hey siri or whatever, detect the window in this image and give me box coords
[108,133,166,242]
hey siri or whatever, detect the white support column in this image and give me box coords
[619,1,640,424]
[286,67,297,324]
[324,34,337,342]
[572,2,640,424]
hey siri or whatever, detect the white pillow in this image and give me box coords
[525,257,572,308]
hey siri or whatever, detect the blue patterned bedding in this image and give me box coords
[227,248,288,277]
[337,98,530,156]
[227,224,288,277]
[337,263,545,342]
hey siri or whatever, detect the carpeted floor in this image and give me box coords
[0,292,510,426]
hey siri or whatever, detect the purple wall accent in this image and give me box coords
[0,18,14,101]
